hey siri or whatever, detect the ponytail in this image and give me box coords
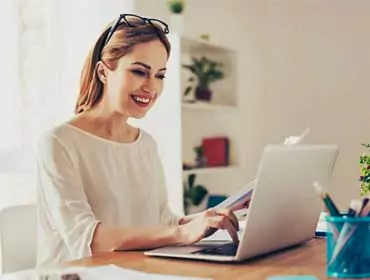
[75,29,107,114]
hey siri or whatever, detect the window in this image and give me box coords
[0,0,135,171]
[0,0,135,204]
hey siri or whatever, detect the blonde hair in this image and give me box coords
[75,19,171,114]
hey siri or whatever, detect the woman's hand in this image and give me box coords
[177,208,239,245]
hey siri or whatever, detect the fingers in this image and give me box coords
[204,227,217,238]
[215,208,239,231]
[223,219,239,243]
[241,197,251,208]
[204,208,240,243]
[207,215,239,243]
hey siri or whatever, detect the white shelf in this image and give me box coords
[177,35,243,202]
[182,166,239,176]
[182,102,238,112]
[181,37,237,55]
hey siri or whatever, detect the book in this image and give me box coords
[202,137,229,166]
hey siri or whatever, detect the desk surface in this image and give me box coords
[66,238,330,280]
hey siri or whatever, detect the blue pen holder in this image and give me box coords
[325,216,370,278]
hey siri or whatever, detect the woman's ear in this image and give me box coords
[96,61,107,84]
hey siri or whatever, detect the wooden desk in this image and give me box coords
[66,238,331,280]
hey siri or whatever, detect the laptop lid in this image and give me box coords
[235,144,338,260]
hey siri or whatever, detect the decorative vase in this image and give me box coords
[195,155,207,168]
[195,86,212,102]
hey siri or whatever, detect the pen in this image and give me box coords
[346,207,356,217]
[312,181,341,217]
[358,197,369,217]
[362,199,370,217]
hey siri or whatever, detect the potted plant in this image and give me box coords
[360,143,370,196]
[167,0,185,14]
[182,56,224,102]
[194,145,207,168]
[183,173,208,215]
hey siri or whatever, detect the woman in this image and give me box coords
[36,14,241,265]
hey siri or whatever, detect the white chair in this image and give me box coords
[0,204,37,274]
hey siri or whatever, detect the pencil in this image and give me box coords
[359,197,369,217]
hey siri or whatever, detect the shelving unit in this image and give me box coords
[179,36,244,201]
[182,165,240,176]
[181,102,238,113]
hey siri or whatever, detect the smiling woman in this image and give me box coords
[36,13,241,266]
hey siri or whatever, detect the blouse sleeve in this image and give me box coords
[37,133,100,259]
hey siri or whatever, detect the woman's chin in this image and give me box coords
[128,110,148,119]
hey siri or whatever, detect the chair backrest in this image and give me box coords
[0,204,37,274]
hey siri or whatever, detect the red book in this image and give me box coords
[202,137,229,167]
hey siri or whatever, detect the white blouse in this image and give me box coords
[36,123,180,266]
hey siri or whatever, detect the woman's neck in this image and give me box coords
[71,106,139,144]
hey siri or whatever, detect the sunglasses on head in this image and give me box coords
[103,14,170,47]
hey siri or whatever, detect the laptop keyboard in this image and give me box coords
[193,243,239,256]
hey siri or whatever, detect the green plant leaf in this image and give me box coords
[184,86,192,96]
[187,174,196,189]
[194,146,203,157]
[200,56,208,64]
[193,60,204,77]
[183,56,224,90]
[182,65,196,75]
[190,185,208,206]
[183,185,190,196]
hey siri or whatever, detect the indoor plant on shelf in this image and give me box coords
[182,56,224,102]
[183,173,208,215]
[166,0,185,14]
[360,143,370,197]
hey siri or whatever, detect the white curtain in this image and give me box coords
[0,0,22,155]
[0,0,134,206]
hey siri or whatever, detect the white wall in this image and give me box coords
[240,1,370,209]
[0,0,21,151]
[136,0,370,209]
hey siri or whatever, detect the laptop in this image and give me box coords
[145,144,339,262]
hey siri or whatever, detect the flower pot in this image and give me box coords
[167,0,185,14]
[195,86,212,101]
